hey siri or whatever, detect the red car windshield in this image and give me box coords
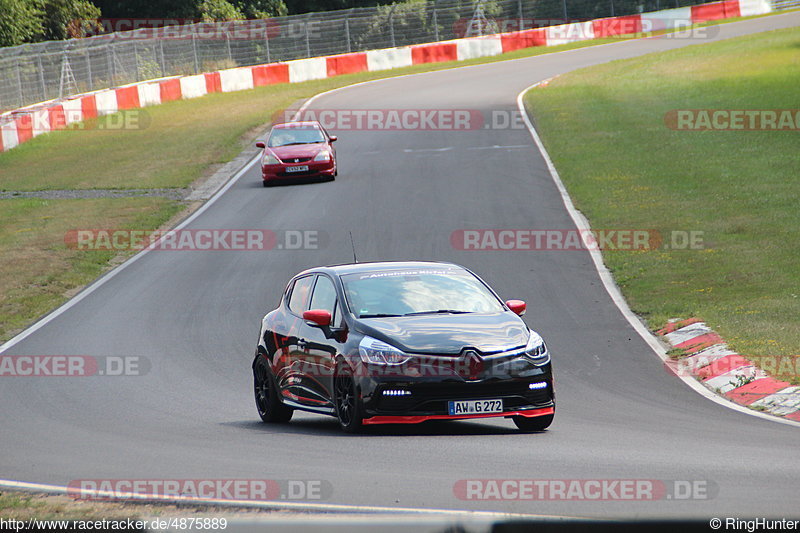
[268,127,326,147]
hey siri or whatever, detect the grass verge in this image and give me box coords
[0,197,182,341]
[0,490,275,522]
[524,26,800,357]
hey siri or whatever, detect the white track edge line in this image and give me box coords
[0,480,586,521]
[516,84,800,429]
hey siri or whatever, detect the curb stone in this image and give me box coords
[659,318,800,422]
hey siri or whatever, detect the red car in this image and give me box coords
[256,121,337,186]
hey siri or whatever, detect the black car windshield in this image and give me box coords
[341,268,505,318]
[268,127,326,147]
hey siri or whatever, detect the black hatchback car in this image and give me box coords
[252,261,554,433]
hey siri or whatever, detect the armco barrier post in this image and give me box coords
[305,19,312,58]
[134,42,141,81]
[433,4,440,41]
[16,59,23,107]
[86,48,94,91]
[345,15,352,53]
[107,44,114,85]
[192,33,200,74]
[390,5,397,47]
[37,55,46,102]
[158,40,166,76]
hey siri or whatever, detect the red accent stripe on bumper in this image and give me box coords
[362,407,554,425]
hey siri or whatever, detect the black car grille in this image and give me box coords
[278,156,312,163]
[374,380,551,412]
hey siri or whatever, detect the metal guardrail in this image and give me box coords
[0,0,711,112]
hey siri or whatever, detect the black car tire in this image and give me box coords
[512,413,553,432]
[334,360,363,433]
[254,356,293,423]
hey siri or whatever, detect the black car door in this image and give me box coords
[294,274,343,408]
[277,274,316,401]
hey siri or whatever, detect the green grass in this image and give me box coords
[0,197,181,341]
[524,26,800,357]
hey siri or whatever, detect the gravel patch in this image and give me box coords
[0,189,190,201]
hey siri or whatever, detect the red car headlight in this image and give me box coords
[313,150,331,162]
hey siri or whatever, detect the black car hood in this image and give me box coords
[354,311,529,355]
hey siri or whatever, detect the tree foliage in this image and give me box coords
[0,0,44,46]
[198,0,244,21]
[40,0,102,40]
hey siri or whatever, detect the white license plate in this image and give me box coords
[285,165,309,173]
[448,399,503,416]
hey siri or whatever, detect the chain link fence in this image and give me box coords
[0,0,769,111]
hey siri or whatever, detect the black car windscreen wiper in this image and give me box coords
[359,313,403,318]
[403,309,472,316]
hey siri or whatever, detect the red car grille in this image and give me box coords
[278,156,313,163]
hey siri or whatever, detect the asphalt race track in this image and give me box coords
[1,12,799,520]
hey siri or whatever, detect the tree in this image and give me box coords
[198,0,244,20]
[90,0,198,19]
[39,0,102,40]
[234,0,288,18]
[0,0,44,46]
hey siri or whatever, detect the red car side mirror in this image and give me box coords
[303,309,332,327]
[329,136,338,142]
[255,141,265,148]
[506,300,526,316]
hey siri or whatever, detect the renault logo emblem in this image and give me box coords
[460,350,484,380]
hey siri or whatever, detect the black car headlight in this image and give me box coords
[524,331,550,366]
[358,336,411,365]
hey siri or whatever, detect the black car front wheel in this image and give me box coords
[512,413,553,432]
[334,361,363,433]
[254,356,293,423]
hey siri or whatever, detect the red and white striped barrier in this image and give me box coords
[660,318,800,422]
[0,0,771,153]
